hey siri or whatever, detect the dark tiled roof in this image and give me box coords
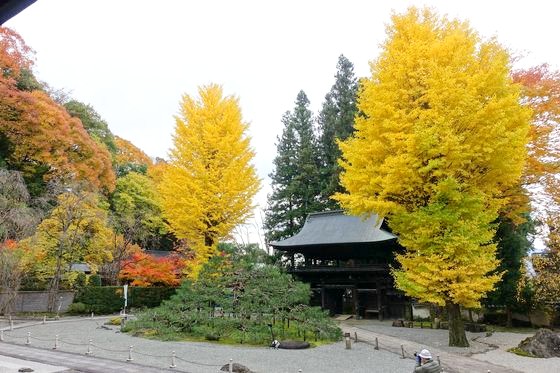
[0,0,36,24]
[270,210,396,247]
[145,250,176,258]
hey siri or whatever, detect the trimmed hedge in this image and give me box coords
[73,286,176,314]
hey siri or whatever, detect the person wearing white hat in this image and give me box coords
[413,349,441,373]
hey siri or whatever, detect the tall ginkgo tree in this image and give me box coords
[335,8,530,347]
[159,85,260,277]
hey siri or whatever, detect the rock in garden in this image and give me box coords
[277,340,310,349]
[517,328,560,358]
[392,319,404,327]
[220,362,253,373]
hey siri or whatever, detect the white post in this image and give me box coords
[375,337,379,350]
[401,344,405,359]
[53,335,58,350]
[126,345,133,361]
[86,339,93,355]
[0,330,4,341]
[26,332,31,345]
[91,312,94,319]
[56,296,63,319]
[229,359,233,373]
[123,284,128,317]
[43,315,46,324]
[170,351,176,368]
[9,315,13,331]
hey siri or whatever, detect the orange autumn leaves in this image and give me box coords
[0,27,115,192]
[119,251,183,286]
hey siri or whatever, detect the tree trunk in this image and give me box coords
[506,306,513,328]
[447,301,469,347]
[47,248,64,312]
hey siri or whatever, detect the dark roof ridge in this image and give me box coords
[270,210,396,247]
[307,210,345,217]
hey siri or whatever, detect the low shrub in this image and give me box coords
[108,316,122,325]
[508,347,537,358]
[482,311,507,326]
[66,302,88,315]
[74,286,176,314]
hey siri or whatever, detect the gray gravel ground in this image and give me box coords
[345,320,560,373]
[1,318,413,373]
[0,354,68,373]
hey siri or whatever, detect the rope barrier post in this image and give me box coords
[374,337,379,350]
[9,315,13,331]
[400,344,405,359]
[43,315,46,324]
[26,332,31,345]
[437,355,441,367]
[53,335,58,350]
[344,332,351,349]
[169,351,176,369]
[86,339,93,355]
[91,312,94,319]
[0,330,4,342]
[229,359,233,373]
[354,331,358,343]
[126,345,134,362]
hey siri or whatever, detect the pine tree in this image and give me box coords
[265,91,321,242]
[317,55,358,210]
[486,215,534,327]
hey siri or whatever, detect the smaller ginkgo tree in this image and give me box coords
[158,85,260,277]
[22,185,113,311]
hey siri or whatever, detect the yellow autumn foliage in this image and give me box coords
[335,8,530,309]
[158,85,260,275]
[22,190,113,288]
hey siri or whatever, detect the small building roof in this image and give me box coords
[145,249,176,258]
[270,210,396,248]
[70,263,91,273]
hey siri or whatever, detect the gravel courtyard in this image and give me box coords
[1,317,412,373]
[2,317,559,373]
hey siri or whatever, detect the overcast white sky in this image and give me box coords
[6,0,560,245]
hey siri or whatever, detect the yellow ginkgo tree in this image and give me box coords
[159,85,260,277]
[335,8,530,346]
[24,187,113,311]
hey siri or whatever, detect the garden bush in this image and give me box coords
[73,286,176,314]
[66,302,88,315]
[126,255,342,345]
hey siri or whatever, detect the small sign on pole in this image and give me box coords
[123,284,128,316]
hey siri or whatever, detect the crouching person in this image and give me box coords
[413,349,440,373]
